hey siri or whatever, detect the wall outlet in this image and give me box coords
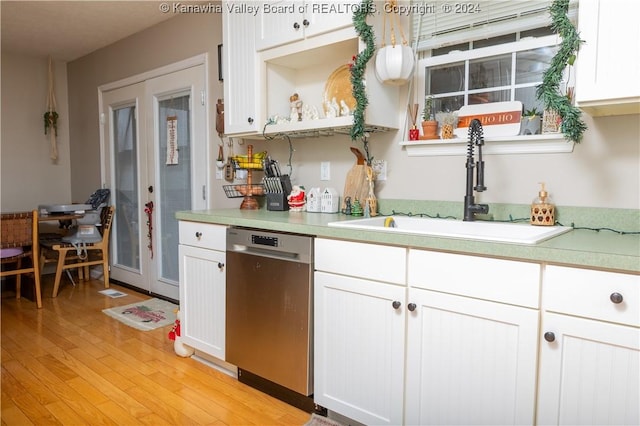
[372,159,387,181]
[321,161,330,181]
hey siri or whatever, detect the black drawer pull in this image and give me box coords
[610,292,624,304]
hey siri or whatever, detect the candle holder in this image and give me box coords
[408,104,419,141]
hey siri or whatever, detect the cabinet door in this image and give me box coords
[178,244,226,359]
[255,1,305,51]
[576,0,640,115]
[222,1,260,134]
[314,271,406,426]
[405,288,539,425]
[537,312,640,425]
[304,1,357,38]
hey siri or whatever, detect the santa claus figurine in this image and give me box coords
[287,185,306,212]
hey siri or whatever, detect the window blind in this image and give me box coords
[411,0,577,51]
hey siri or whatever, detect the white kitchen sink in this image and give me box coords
[328,216,572,245]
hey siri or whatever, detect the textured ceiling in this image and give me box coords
[1,1,205,62]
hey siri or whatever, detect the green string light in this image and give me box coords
[536,0,587,143]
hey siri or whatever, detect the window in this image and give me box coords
[413,0,577,116]
[422,35,559,115]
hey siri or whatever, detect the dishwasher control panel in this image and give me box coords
[252,234,279,247]
[227,227,313,264]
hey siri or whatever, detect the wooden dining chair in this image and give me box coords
[0,210,42,308]
[40,206,114,297]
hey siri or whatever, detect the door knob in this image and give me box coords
[407,303,417,312]
[392,301,401,309]
[544,331,556,342]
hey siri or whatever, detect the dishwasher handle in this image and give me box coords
[229,244,309,263]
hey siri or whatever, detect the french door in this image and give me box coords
[101,64,207,300]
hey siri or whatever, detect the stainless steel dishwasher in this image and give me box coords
[226,227,315,412]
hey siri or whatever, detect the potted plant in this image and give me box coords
[421,96,438,139]
[520,107,542,135]
[435,111,458,139]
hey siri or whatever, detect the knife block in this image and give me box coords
[265,175,292,211]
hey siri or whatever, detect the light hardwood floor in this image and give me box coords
[1,275,310,425]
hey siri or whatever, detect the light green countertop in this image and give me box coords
[176,205,640,274]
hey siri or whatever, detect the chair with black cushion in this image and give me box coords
[40,205,114,297]
[0,210,42,308]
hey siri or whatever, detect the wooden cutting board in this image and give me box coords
[342,147,371,210]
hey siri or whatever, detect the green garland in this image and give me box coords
[536,0,586,143]
[350,0,375,159]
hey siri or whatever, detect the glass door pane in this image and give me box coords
[156,94,191,283]
[113,105,140,271]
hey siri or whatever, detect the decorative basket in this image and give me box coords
[232,151,267,170]
[223,184,265,198]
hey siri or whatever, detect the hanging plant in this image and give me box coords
[44,111,58,136]
[350,0,376,163]
[536,0,586,143]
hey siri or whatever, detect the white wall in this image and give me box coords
[1,53,72,211]
[66,11,224,206]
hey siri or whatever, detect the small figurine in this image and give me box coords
[325,97,339,118]
[351,199,364,216]
[302,104,319,121]
[340,100,351,116]
[342,196,352,215]
[290,93,303,122]
[287,185,306,211]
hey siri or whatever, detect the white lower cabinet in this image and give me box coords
[537,265,640,425]
[405,288,539,425]
[314,239,540,425]
[314,238,406,425]
[178,222,226,360]
[314,271,406,425]
[406,249,540,425]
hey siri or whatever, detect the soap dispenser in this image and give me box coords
[531,182,555,226]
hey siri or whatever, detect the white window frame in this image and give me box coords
[416,34,563,114]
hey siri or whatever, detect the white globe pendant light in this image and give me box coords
[374,0,415,86]
[375,44,415,86]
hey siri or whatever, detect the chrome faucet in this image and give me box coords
[464,119,489,221]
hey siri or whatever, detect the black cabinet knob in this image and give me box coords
[407,303,417,312]
[303,19,309,27]
[544,331,556,342]
[195,232,202,239]
[610,292,624,304]
[293,22,300,30]
[148,185,154,193]
[218,262,225,270]
[392,301,401,309]
[247,117,254,124]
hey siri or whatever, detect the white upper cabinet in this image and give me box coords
[255,1,357,51]
[575,0,640,116]
[222,1,260,135]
